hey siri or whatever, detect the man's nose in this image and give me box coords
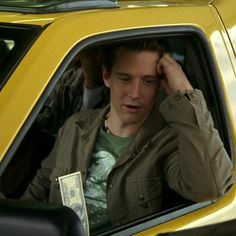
[129,80,142,98]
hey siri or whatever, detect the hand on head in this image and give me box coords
[156,53,193,95]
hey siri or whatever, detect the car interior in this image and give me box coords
[0,32,233,235]
[0,198,85,236]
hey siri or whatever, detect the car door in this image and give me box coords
[0,1,236,235]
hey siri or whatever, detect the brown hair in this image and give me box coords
[102,39,172,74]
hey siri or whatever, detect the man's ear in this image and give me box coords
[102,67,110,88]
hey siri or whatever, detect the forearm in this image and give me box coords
[21,167,51,202]
[21,129,62,202]
[160,89,234,201]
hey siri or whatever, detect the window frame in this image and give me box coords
[0,25,234,235]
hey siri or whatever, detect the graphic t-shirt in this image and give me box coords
[84,129,132,233]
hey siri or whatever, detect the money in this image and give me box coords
[59,171,89,236]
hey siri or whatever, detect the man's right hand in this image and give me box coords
[156,53,193,95]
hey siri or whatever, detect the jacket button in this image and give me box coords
[175,95,182,100]
[109,183,113,189]
[190,92,197,100]
[82,135,89,142]
[139,194,145,200]
[167,103,173,109]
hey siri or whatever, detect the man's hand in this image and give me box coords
[156,53,193,95]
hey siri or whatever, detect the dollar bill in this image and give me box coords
[59,171,89,236]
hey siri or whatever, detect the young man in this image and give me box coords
[22,39,234,232]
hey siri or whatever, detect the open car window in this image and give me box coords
[0,26,234,235]
[0,24,42,89]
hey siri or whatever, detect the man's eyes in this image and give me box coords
[143,78,157,85]
[117,77,130,82]
[116,77,157,84]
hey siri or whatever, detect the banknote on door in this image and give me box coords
[59,171,89,236]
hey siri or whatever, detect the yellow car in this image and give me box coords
[0,0,236,235]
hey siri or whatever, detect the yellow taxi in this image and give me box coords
[0,0,236,235]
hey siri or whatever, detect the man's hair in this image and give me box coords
[102,39,172,74]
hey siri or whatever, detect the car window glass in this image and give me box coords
[0,38,13,63]
[0,24,42,89]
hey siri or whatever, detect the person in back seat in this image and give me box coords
[36,47,109,136]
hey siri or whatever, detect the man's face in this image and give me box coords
[103,47,161,127]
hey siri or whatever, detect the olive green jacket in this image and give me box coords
[22,89,234,226]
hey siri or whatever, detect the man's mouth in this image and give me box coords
[124,104,141,113]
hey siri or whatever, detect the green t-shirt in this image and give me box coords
[84,129,132,233]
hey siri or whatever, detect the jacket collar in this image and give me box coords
[74,100,165,164]
[75,105,109,133]
[116,101,166,167]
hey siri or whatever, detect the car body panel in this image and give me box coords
[212,0,236,56]
[212,0,236,69]
[0,1,236,235]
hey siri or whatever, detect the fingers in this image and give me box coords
[156,53,193,95]
[157,54,181,75]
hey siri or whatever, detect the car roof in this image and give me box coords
[0,0,214,14]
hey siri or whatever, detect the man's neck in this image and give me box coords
[106,111,143,138]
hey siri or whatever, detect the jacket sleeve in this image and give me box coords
[160,89,234,202]
[21,127,64,202]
